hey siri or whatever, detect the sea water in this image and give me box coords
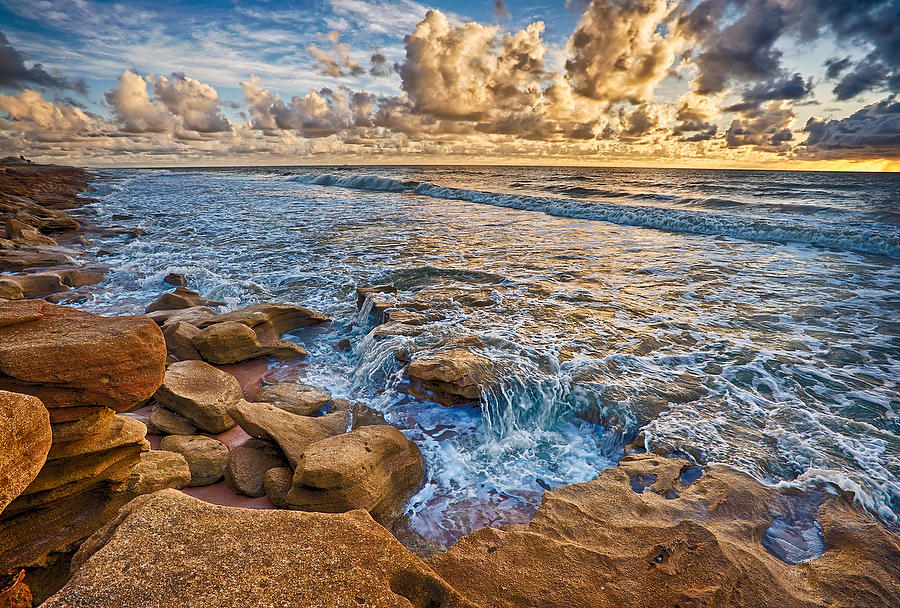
[79,165,900,546]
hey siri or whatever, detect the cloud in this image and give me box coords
[724,73,813,113]
[494,1,511,20]
[369,51,394,77]
[803,96,900,159]
[0,88,97,132]
[399,10,546,120]
[153,73,231,133]
[105,70,177,133]
[564,0,682,104]
[0,31,87,94]
[307,31,365,78]
[725,100,795,150]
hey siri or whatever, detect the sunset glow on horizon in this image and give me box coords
[1,0,898,170]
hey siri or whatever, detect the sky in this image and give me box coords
[0,0,898,170]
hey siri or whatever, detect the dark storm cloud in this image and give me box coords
[725,101,794,149]
[804,96,900,158]
[724,73,813,113]
[0,31,87,94]
[824,57,852,80]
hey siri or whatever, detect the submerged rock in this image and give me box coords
[0,300,166,420]
[406,347,492,406]
[0,390,51,515]
[286,425,425,527]
[163,272,186,286]
[429,454,900,608]
[254,381,330,416]
[152,360,241,433]
[43,489,475,608]
[159,435,228,487]
[227,400,347,468]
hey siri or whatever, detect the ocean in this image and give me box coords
[80,165,900,546]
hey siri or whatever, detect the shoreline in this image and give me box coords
[1,163,898,606]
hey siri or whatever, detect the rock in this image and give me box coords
[406,347,492,406]
[191,320,307,364]
[197,302,328,341]
[429,454,900,608]
[163,272,186,286]
[0,569,32,608]
[227,399,347,468]
[162,321,201,361]
[286,425,425,526]
[225,439,288,497]
[5,218,56,246]
[146,306,217,328]
[0,300,166,419]
[264,467,293,508]
[0,279,23,300]
[152,360,240,433]
[356,285,398,310]
[145,287,224,313]
[254,382,330,416]
[0,391,51,515]
[124,450,191,494]
[43,489,476,608]
[159,435,228,487]
[337,337,351,351]
[329,399,388,429]
[50,408,116,444]
[149,404,197,435]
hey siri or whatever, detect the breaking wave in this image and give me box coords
[288,173,900,258]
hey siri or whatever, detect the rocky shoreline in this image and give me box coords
[1,164,898,607]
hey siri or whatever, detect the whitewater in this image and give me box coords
[79,165,900,544]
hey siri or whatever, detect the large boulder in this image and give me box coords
[406,347,491,406]
[254,381,330,416]
[429,454,900,608]
[0,390,51,515]
[225,439,288,497]
[145,287,224,313]
[190,320,306,364]
[43,489,475,608]
[152,360,241,433]
[286,425,425,526]
[0,300,166,421]
[159,435,228,487]
[227,400,347,468]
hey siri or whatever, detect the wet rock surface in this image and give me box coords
[285,425,425,527]
[429,454,900,608]
[406,347,492,406]
[43,489,476,608]
[254,381,331,416]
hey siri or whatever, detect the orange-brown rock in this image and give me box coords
[152,360,241,433]
[43,489,476,608]
[145,286,224,313]
[406,347,492,406]
[0,300,166,418]
[225,439,288,497]
[0,390,51,515]
[429,454,900,608]
[0,569,31,608]
[5,218,56,246]
[159,435,228,486]
[254,381,330,416]
[227,399,347,468]
[191,320,307,364]
[162,320,201,361]
[286,425,425,526]
[197,302,328,341]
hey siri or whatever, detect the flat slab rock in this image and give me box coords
[153,360,241,434]
[429,454,900,608]
[44,489,475,608]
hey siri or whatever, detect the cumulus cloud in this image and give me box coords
[0,89,97,132]
[153,73,231,133]
[564,0,682,104]
[804,96,900,159]
[369,51,394,76]
[307,31,365,78]
[105,70,177,133]
[0,31,87,94]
